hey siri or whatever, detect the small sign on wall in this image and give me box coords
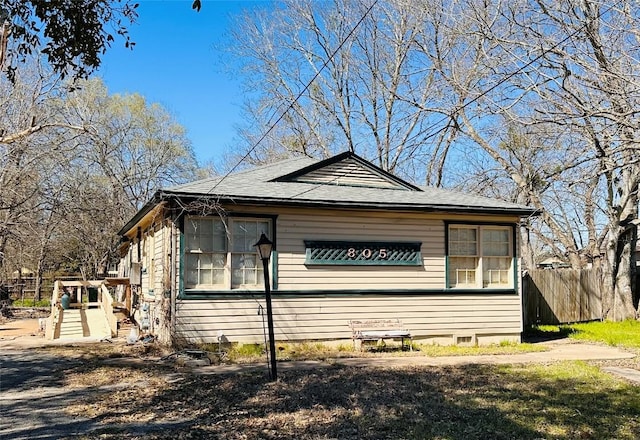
[304,240,422,266]
[130,262,142,285]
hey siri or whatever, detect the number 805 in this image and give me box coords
[346,248,387,259]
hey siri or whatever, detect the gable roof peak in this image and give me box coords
[271,151,422,191]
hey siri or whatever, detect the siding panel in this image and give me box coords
[175,294,522,344]
[276,213,446,290]
[172,207,524,345]
[292,158,399,188]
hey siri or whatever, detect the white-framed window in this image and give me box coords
[184,216,271,290]
[448,224,513,289]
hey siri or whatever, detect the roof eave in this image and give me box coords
[163,191,539,217]
[118,191,165,237]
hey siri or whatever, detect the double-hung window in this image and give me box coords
[184,217,271,290]
[447,224,514,289]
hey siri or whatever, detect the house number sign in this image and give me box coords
[304,240,422,266]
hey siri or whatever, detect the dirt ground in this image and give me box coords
[2,309,640,439]
[0,318,41,336]
[0,308,49,338]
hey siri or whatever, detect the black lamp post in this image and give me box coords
[254,233,277,381]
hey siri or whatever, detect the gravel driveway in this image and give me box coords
[0,349,99,440]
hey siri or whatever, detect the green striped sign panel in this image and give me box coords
[304,240,422,266]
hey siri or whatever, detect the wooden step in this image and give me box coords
[57,308,110,340]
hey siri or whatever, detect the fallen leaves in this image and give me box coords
[30,342,640,440]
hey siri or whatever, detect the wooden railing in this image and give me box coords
[101,284,118,337]
[60,280,104,308]
[46,280,64,339]
[46,279,127,340]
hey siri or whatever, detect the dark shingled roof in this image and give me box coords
[163,153,536,214]
[120,152,537,235]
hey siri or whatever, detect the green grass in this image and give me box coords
[529,319,640,349]
[570,319,640,348]
[415,341,545,356]
[490,361,640,439]
[11,298,50,307]
[196,339,547,364]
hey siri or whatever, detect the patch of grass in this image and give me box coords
[193,342,266,362]
[529,319,640,350]
[12,298,50,307]
[275,341,357,361]
[568,319,640,349]
[416,341,546,357]
[490,361,640,438]
[296,340,545,360]
[211,342,265,363]
[195,339,547,364]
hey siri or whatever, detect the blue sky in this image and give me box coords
[96,0,260,165]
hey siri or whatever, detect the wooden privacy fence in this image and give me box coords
[523,268,603,326]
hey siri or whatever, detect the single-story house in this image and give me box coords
[118,152,537,347]
[536,256,571,269]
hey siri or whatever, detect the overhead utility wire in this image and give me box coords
[203,0,379,196]
[177,0,379,314]
[198,0,619,207]
[375,0,625,172]
[287,0,625,203]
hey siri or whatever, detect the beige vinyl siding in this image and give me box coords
[139,222,166,299]
[276,212,444,290]
[174,294,522,344]
[152,223,166,295]
[292,157,399,188]
[173,206,524,345]
[127,220,174,343]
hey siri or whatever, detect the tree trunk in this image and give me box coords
[602,227,637,321]
[519,224,536,270]
[34,261,42,303]
[601,161,639,323]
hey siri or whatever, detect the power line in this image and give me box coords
[395,1,624,164]
[284,0,626,199]
[204,0,379,196]
[189,0,623,209]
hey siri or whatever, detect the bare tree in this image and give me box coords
[0,61,76,280]
[1,67,199,296]
[61,78,199,211]
[409,0,638,319]
[48,78,199,278]
[527,0,639,320]
[227,0,638,320]
[225,0,454,181]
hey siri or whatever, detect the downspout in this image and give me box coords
[137,227,142,266]
[170,220,177,346]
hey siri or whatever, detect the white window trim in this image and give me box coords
[448,224,514,289]
[184,216,272,291]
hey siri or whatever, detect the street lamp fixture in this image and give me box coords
[254,233,277,381]
[254,233,273,262]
